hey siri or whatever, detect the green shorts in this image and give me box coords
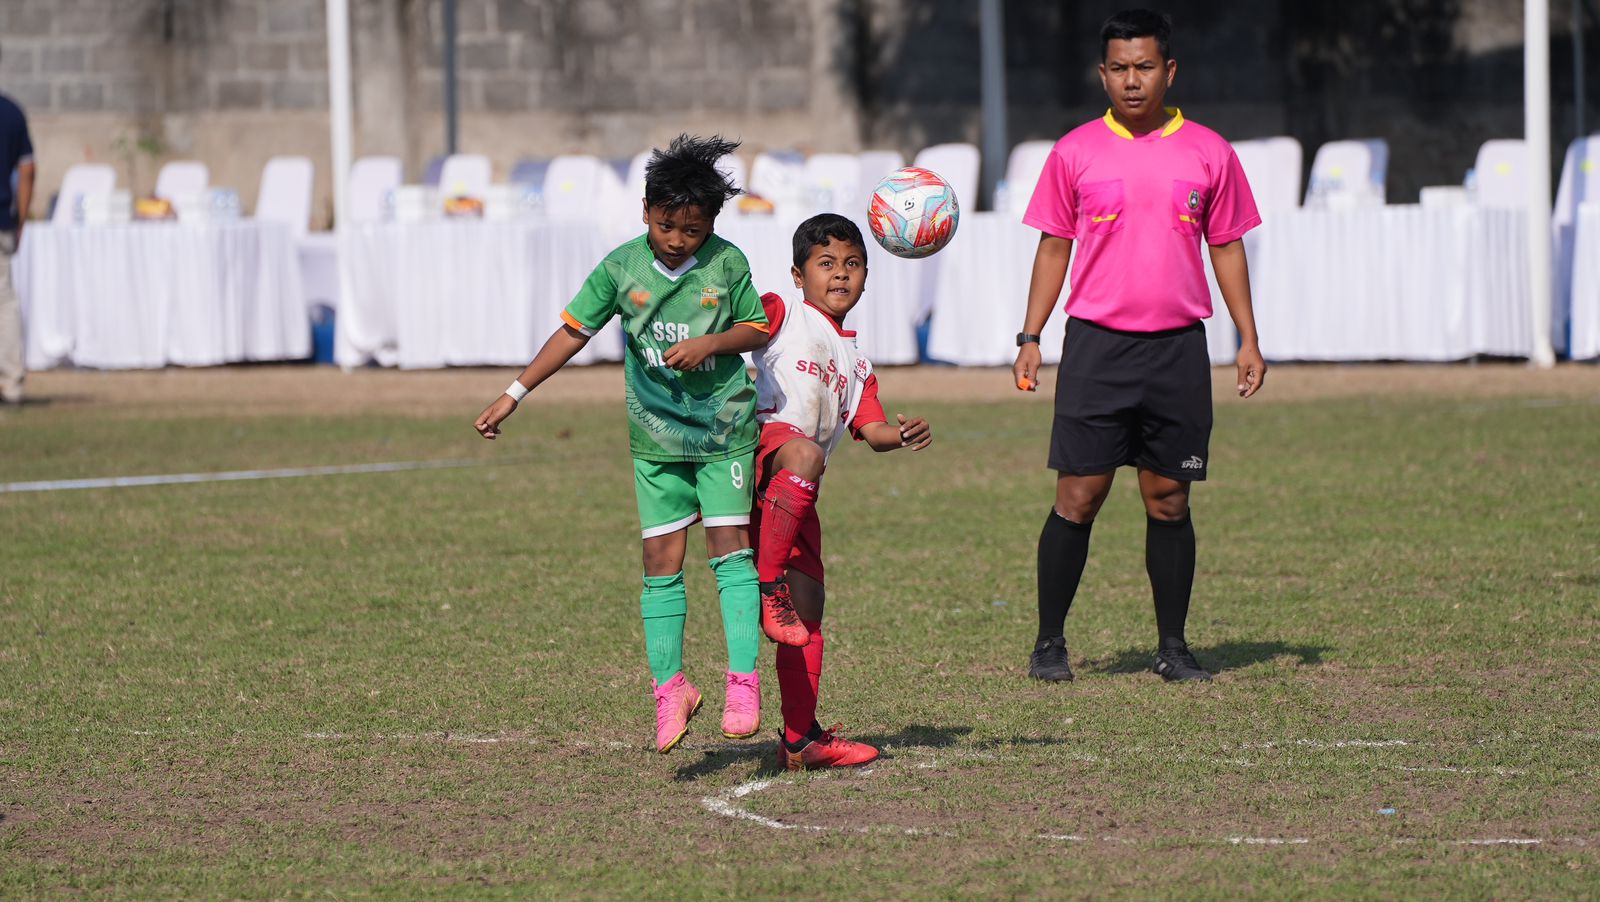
[634,454,756,539]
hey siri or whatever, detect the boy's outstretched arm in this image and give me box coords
[1208,239,1266,398]
[474,324,591,439]
[859,414,932,453]
[662,322,768,371]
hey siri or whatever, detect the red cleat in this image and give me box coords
[760,581,810,647]
[778,724,880,771]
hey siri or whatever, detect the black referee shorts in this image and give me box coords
[1048,317,1212,482]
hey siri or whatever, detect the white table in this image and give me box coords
[339,215,930,370]
[1569,203,1600,360]
[18,221,308,369]
[1252,205,1531,361]
[338,220,621,369]
[926,207,1536,366]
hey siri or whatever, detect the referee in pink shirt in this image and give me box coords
[1014,9,1266,684]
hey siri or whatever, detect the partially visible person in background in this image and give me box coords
[0,46,35,406]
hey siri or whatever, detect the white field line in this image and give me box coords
[1456,838,1543,846]
[1395,765,1526,776]
[1229,837,1312,845]
[700,777,952,836]
[0,458,501,494]
[1234,739,1414,751]
[302,731,535,745]
[701,779,828,832]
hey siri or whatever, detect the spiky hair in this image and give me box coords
[644,134,742,218]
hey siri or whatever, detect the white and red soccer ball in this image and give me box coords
[868,166,959,259]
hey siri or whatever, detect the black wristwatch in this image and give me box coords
[1016,332,1041,347]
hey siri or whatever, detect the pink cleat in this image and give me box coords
[652,672,702,754]
[721,671,761,739]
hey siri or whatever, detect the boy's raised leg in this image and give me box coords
[756,469,819,647]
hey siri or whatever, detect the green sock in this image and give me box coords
[640,572,687,684]
[708,548,760,674]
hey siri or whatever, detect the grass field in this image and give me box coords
[2,365,1598,899]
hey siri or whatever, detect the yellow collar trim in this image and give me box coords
[1102,107,1185,140]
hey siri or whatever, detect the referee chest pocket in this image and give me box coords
[1172,179,1206,236]
[1077,180,1125,235]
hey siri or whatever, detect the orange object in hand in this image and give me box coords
[1017,376,1035,392]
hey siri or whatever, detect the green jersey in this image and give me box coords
[562,233,768,462]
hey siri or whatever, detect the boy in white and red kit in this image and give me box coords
[749,213,933,770]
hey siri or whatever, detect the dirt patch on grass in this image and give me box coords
[15,362,1598,420]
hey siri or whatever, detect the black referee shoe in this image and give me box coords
[1028,637,1074,682]
[1152,643,1212,682]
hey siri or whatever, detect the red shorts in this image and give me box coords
[750,421,825,584]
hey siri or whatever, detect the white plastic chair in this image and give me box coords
[715,153,747,194]
[1553,133,1600,354]
[1553,134,1600,227]
[543,154,623,221]
[748,151,806,214]
[437,153,491,201]
[1227,138,1297,215]
[1001,140,1054,216]
[1469,139,1527,209]
[912,143,980,215]
[253,156,314,237]
[1306,140,1385,207]
[622,149,652,206]
[1264,136,1304,212]
[154,161,209,201]
[51,163,116,224]
[348,156,402,224]
[857,150,907,184]
[801,153,863,214]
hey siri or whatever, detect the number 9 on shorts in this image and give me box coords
[633,454,757,539]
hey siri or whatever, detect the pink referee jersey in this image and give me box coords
[1023,109,1261,332]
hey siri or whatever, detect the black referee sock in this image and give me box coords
[1146,514,1196,650]
[1037,509,1093,642]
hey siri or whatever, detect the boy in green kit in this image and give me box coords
[474,135,795,753]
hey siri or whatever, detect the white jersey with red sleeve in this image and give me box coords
[752,292,887,462]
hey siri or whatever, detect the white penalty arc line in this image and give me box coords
[0,458,508,494]
[701,779,829,832]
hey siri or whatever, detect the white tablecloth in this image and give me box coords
[18,221,308,369]
[926,207,1535,365]
[1570,204,1600,360]
[1253,205,1531,361]
[339,220,622,369]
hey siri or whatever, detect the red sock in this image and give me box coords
[776,618,823,744]
[756,469,818,583]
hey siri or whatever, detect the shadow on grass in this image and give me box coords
[1081,640,1330,675]
[674,723,972,782]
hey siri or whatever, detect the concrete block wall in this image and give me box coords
[1,0,1595,225]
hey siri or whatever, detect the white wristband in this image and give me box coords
[504,380,530,402]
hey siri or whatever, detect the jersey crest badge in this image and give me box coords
[1187,189,1201,211]
[700,287,720,310]
[629,289,652,308]
[854,358,871,381]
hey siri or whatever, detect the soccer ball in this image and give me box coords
[868,167,960,259]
